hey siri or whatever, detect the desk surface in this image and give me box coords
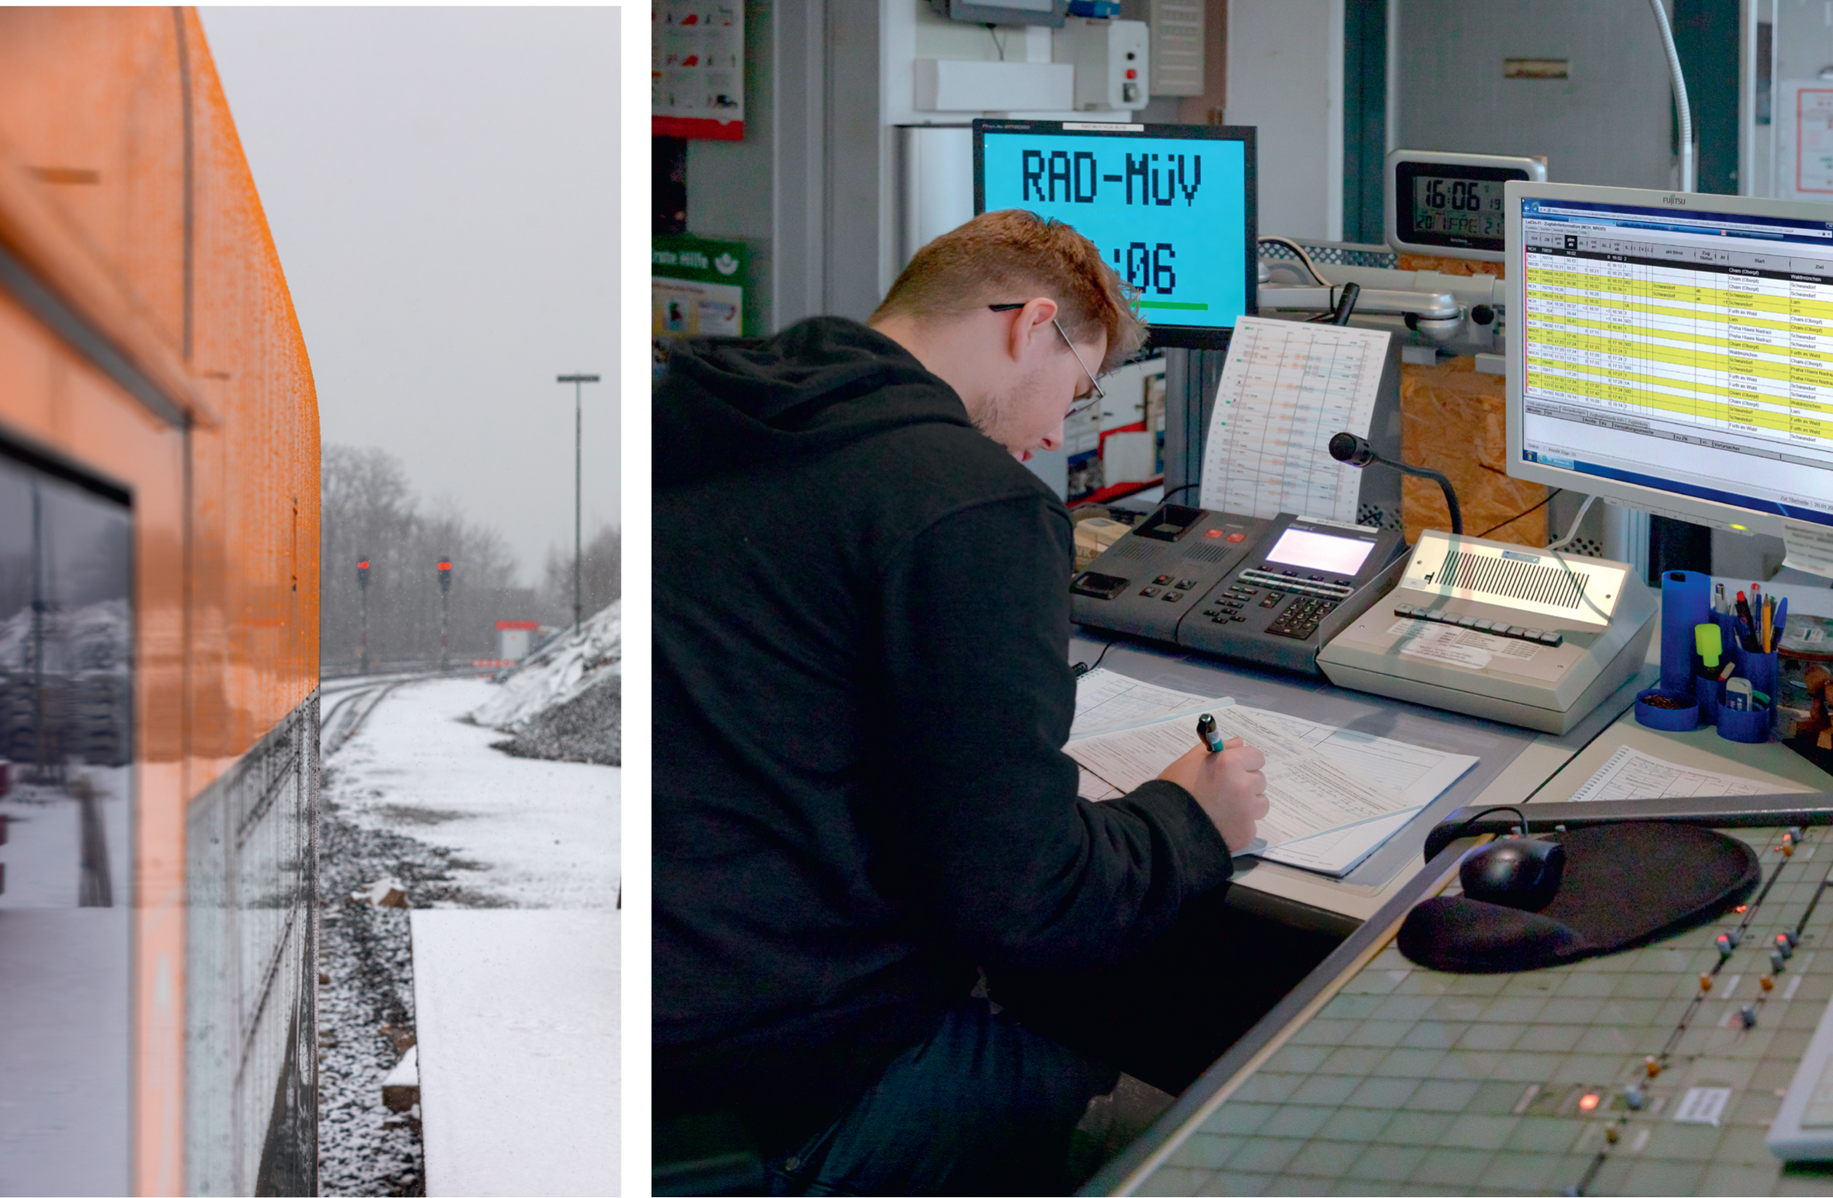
[1071,630,1656,924]
[1084,709,1833,1197]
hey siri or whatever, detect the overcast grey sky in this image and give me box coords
[198,6,618,586]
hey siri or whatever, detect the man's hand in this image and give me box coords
[1157,736,1269,852]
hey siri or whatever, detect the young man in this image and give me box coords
[654,209,1270,1194]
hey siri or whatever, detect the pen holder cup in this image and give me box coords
[1694,674,1722,726]
[1636,686,1700,732]
[1718,646,1780,745]
[1660,571,1713,693]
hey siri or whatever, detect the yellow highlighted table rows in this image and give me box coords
[1525,312,1833,360]
[1525,266,1833,319]
[1524,287,1833,335]
[1525,370,1833,439]
[1526,355,1833,407]
[1524,335,1833,389]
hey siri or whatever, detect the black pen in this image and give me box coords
[1197,713,1224,753]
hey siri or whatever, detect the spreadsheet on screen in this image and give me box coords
[1517,198,1833,527]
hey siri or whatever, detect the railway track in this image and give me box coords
[322,679,419,758]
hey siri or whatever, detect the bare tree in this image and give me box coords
[541,524,621,622]
[320,446,542,671]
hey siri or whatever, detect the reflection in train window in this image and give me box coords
[0,447,133,1195]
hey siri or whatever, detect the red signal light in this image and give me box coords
[358,560,369,569]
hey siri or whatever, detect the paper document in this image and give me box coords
[1198,316,1391,523]
[1259,808,1420,875]
[1243,708,1478,811]
[1071,668,1232,740]
[1067,697,1477,875]
[1068,706,1419,850]
[1782,518,1833,581]
[1568,745,1810,803]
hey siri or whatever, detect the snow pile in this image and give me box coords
[471,601,619,767]
[472,601,619,729]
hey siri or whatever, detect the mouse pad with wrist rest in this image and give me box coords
[1398,823,1762,973]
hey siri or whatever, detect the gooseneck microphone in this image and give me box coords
[1328,432,1464,536]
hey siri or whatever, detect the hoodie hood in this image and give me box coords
[655,317,974,489]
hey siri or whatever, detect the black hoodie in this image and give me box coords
[653,317,1233,1146]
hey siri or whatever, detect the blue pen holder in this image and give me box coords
[1719,641,1780,744]
[1636,686,1700,731]
[1660,571,1712,693]
[1694,673,1722,726]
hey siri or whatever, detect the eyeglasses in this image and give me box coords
[987,303,1106,417]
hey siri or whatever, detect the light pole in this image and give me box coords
[556,373,600,632]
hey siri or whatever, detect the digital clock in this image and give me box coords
[1385,150,1547,261]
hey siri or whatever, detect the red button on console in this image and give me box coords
[1226,532,1246,543]
[1126,69,1137,79]
[1205,529,1222,538]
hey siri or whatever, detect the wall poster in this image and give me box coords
[653,3,744,140]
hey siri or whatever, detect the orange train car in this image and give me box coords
[0,9,320,1195]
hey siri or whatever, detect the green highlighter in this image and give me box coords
[1695,623,1723,678]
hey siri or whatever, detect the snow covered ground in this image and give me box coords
[333,677,619,909]
[317,676,619,1196]
[413,910,619,1196]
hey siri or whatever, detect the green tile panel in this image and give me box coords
[1128,829,1833,1197]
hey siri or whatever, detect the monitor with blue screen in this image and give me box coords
[973,119,1257,349]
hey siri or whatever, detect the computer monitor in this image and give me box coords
[973,119,1257,349]
[1505,181,1833,538]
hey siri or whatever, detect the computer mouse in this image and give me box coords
[1460,836,1566,911]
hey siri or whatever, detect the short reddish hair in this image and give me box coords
[870,208,1146,371]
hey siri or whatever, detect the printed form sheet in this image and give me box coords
[1070,668,1232,740]
[1068,706,1476,873]
[1247,710,1479,817]
[1568,745,1810,803]
[1198,317,1391,523]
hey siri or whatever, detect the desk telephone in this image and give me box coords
[1070,505,1408,675]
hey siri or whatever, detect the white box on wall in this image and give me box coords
[1054,18,1149,111]
[914,59,1075,112]
[1149,0,1204,97]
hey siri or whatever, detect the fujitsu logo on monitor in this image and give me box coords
[1661,194,1690,205]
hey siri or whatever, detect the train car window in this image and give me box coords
[0,446,134,1195]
